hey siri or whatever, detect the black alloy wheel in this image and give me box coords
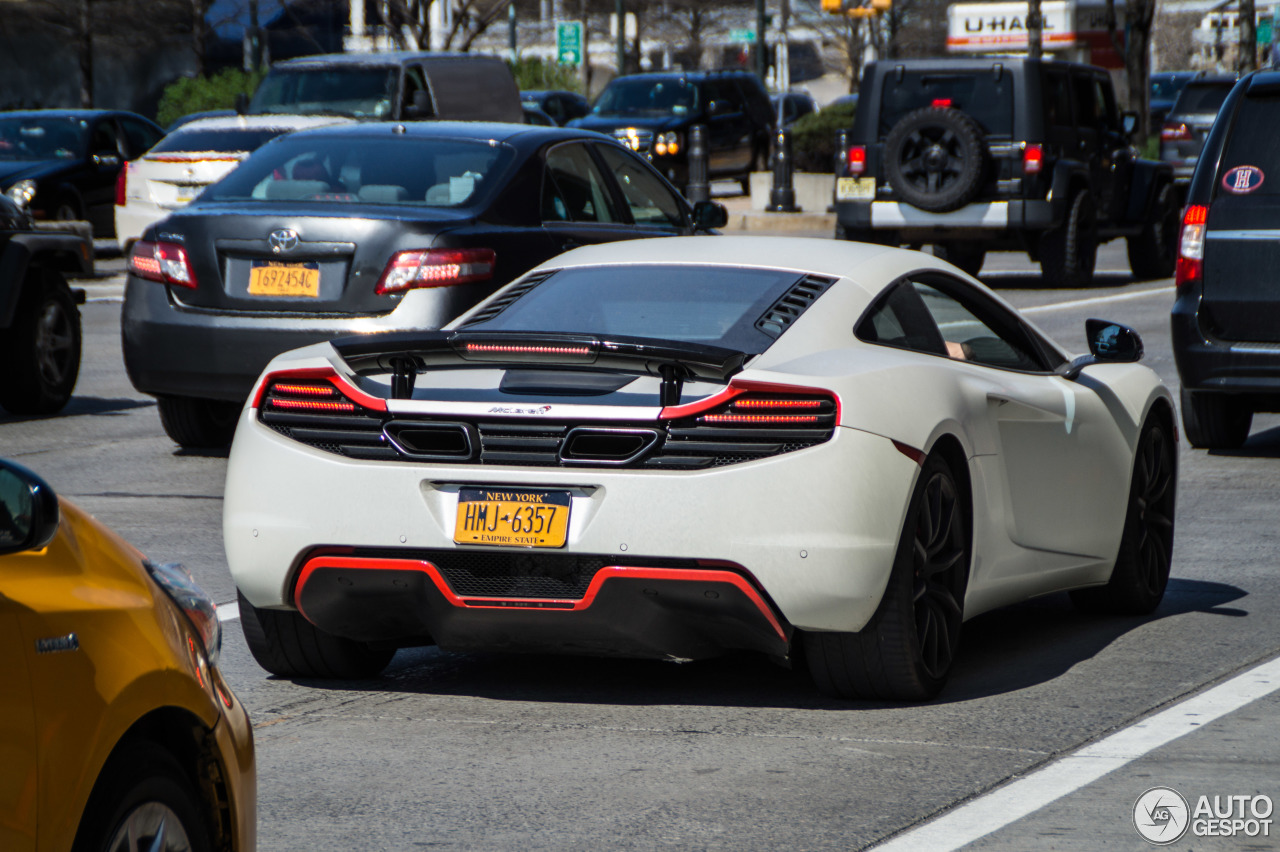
[1180,387,1252,449]
[156,396,242,448]
[0,268,81,415]
[1127,182,1179,280]
[1072,415,1177,615]
[806,451,970,701]
[1040,190,1098,288]
[884,108,986,213]
[934,242,986,277]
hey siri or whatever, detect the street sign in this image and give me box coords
[1260,15,1273,45]
[556,21,582,65]
[730,28,757,43]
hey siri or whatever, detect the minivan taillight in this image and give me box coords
[115,164,129,206]
[375,248,496,295]
[1022,144,1043,175]
[1175,204,1208,292]
[128,240,197,289]
[845,145,866,177]
[1161,123,1193,142]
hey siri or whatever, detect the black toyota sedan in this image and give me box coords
[0,110,164,238]
[122,121,726,448]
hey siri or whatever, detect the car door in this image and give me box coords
[0,567,37,851]
[703,80,753,175]
[84,117,125,233]
[541,141,635,253]
[593,142,693,236]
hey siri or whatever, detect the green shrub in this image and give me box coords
[156,68,266,129]
[790,101,857,173]
[507,56,582,94]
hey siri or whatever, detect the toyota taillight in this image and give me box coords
[1175,204,1208,293]
[375,248,496,295]
[128,240,197,289]
[1022,144,1043,175]
[1161,123,1193,142]
[845,145,866,177]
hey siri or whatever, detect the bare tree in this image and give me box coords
[376,0,512,50]
[1105,0,1158,138]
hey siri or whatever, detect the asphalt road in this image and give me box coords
[4,239,1279,851]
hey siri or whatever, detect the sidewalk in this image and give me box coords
[715,186,836,235]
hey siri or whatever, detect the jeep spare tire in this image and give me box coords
[884,107,987,213]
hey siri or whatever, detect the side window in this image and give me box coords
[706,80,740,114]
[120,117,162,158]
[403,66,432,116]
[1044,72,1074,128]
[911,279,1048,371]
[595,144,686,228]
[1072,75,1099,127]
[542,143,620,224]
[1095,78,1119,131]
[856,281,949,356]
[543,96,565,124]
[90,121,122,156]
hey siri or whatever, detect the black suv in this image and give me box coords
[1173,71,1280,449]
[570,70,774,193]
[0,195,92,414]
[833,58,1178,285]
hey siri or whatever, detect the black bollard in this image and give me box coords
[687,125,710,204]
[769,127,798,212]
[834,129,849,176]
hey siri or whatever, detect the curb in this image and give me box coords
[723,211,837,233]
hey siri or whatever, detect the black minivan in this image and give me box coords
[1173,71,1280,448]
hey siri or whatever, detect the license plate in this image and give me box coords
[175,184,201,203]
[454,488,571,548]
[248,261,319,297]
[837,177,876,201]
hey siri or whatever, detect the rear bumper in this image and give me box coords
[296,555,790,660]
[835,198,1057,239]
[121,277,466,402]
[1172,295,1280,394]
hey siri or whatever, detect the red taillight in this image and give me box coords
[931,98,953,109]
[269,396,357,413]
[115,164,129,206]
[462,343,592,356]
[1022,144,1043,175]
[250,369,390,412]
[1176,204,1209,293]
[128,240,198,289]
[845,145,866,177]
[683,391,837,426]
[1161,123,1192,142]
[375,248,496,295]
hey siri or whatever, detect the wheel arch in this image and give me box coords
[926,432,974,552]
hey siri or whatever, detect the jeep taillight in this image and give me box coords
[1176,204,1208,293]
[115,164,129,206]
[128,240,197,289]
[1161,123,1192,142]
[1022,144,1043,175]
[375,248,496,295]
[845,145,866,177]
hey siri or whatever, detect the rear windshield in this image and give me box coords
[1172,83,1233,116]
[466,265,808,353]
[150,128,289,155]
[200,134,515,207]
[250,67,398,118]
[1217,95,1280,196]
[1151,75,1193,101]
[879,71,1013,136]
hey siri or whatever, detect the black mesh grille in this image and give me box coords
[425,551,695,599]
[260,379,836,469]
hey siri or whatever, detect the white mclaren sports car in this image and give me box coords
[224,236,1177,701]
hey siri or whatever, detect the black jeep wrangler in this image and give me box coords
[833,58,1178,285]
[0,195,92,415]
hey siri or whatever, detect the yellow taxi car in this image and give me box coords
[0,458,255,852]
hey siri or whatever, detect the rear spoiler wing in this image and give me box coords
[329,331,749,405]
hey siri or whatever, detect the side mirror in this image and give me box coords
[235,92,249,115]
[1121,111,1138,136]
[0,460,60,557]
[1059,318,1143,380]
[403,90,433,120]
[692,200,728,231]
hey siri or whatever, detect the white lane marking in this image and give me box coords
[216,601,241,622]
[1020,285,1175,315]
[873,654,1280,851]
[86,296,123,303]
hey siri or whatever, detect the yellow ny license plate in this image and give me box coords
[454,488,571,548]
[248,261,319,297]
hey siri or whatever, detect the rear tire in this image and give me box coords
[805,452,969,701]
[1040,190,1098,288]
[1127,182,1178,280]
[0,267,81,415]
[156,395,241,448]
[1180,387,1251,449]
[71,740,212,852]
[1071,414,1176,615]
[238,589,395,679]
[934,242,986,277]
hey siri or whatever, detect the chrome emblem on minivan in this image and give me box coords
[269,229,299,254]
